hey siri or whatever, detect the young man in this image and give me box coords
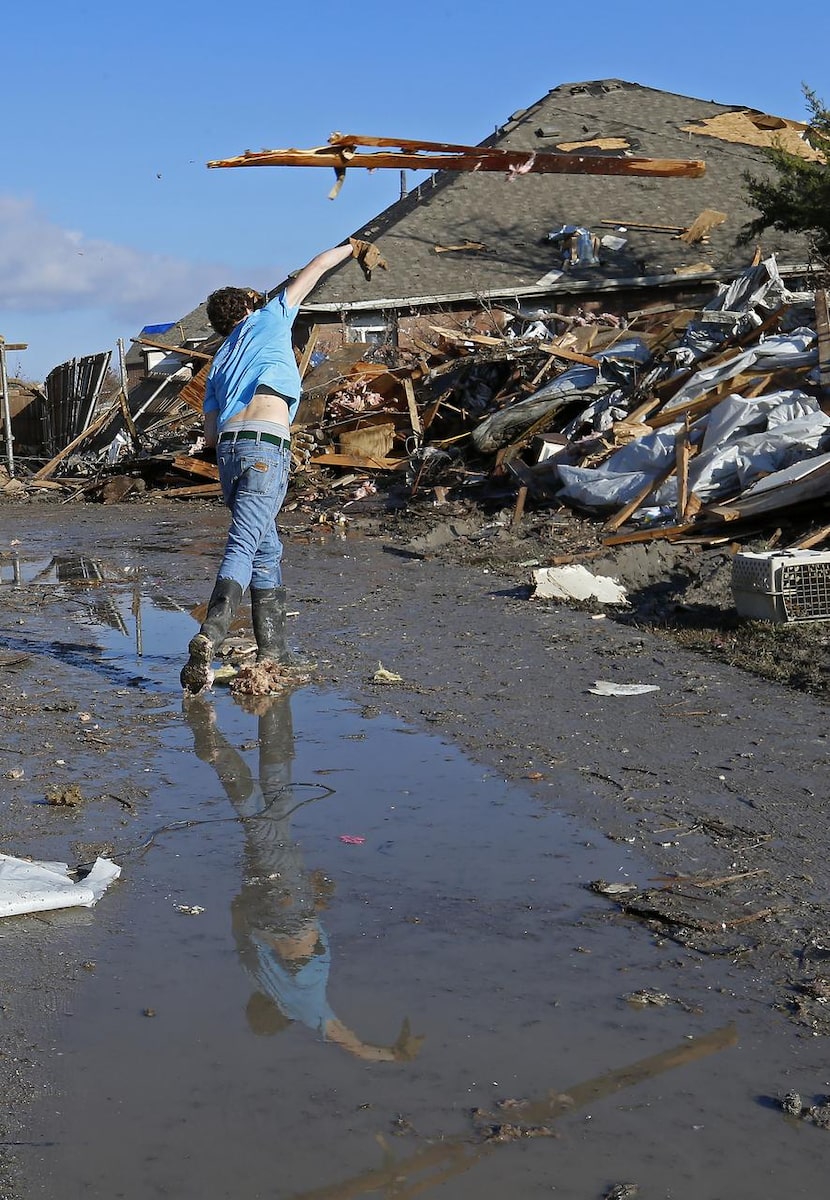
[181,239,376,692]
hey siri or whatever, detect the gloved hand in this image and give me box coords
[390,1016,425,1062]
[349,236,388,281]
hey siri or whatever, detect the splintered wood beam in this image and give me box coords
[675,417,692,518]
[171,454,220,482]
[403,376,423,438]
[208,135,705,180]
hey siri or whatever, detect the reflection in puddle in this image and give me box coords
[0,552,192,685]
[289,1024,738,1200]
[9,573,821,1200]
[183,694,422,1064]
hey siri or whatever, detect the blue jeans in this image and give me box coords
[216,437,291,591]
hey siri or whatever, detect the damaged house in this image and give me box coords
[13,78,829,544]
[293,79,819,353]
[132,78,819,388]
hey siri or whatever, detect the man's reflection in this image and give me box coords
[183,692,423,1063]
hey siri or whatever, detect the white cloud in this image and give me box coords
[0,195,236,322]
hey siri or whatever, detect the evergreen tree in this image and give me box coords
[740,87,830,263]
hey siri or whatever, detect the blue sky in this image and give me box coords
[2,0,827,381]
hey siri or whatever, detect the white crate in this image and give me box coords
[732,549,830,622]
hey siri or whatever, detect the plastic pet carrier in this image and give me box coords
[732,549,830,623]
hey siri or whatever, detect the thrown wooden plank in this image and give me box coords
[209,134,706,180]
[701,305,789,369]
[499,401,578,466]
[684,492,704,521]
[337,422,396,459]
[420,390,451,432]
[526,355,559,391]
[645,309,699,355]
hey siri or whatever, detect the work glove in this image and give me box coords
[390,1016,425,1062]
[349,236,388,281]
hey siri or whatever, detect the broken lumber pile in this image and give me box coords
[9,251,830,566]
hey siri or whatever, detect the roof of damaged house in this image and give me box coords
[301,79,819,312]
[140,78,820,356]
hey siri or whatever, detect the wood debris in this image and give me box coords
[207,131,705,197]
[6,246,830,579]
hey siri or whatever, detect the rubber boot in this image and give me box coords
[251,586,310,667]
[181,578,244,692]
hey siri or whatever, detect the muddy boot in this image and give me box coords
[181,578,243,692]
[251,586,312,667]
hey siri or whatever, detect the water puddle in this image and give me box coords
[3,551,826,1199]
[0,552,193,688]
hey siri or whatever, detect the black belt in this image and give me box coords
[219,430,290,450]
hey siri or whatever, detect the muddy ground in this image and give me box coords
[2,490,830,1199]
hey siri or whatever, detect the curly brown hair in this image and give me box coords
[206,287,264,336]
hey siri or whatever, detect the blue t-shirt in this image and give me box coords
[249,927,336,1035]
[203,290,301,429]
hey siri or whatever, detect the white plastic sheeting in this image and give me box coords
[588,681,661,696]
[670,258,794,369]
[0,854,121,918]
[557,384,830,513]
[662,329,818,413]
[703,255,791,316]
